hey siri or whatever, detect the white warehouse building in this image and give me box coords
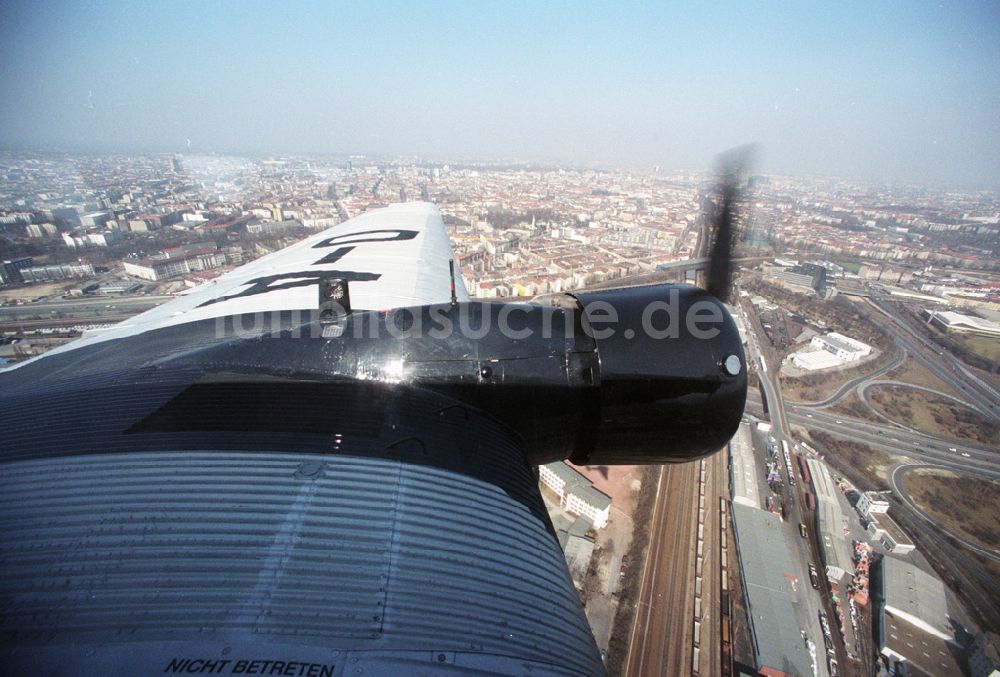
[810,332,872,361]
[791,350,846,371]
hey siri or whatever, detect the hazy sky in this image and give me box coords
[2,1,999,188]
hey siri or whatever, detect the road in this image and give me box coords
[783,292,997,424]
[782,406,1000,479]
[741,298,790,436]
[785,405,1000,631]
[0,295,170,332]
[855,377,990,431]
[0,295,170,318]
[738,283,1000,666]
[889,464,1000,562]
[867,294,999,423]
[755,287,1000,638]
[883,472,1000,632]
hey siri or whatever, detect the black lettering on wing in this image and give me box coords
[311,229,418,250]
[197,270,380,308]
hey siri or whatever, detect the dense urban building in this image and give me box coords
[0,257,33,285]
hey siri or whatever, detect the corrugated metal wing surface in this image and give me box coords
[1,452,604,675]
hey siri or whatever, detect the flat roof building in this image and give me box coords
[923,309,1000,338]
[557,517,596,586]
[857,491,890,517]
[730,424,761,508]
[874,556,964,676]
[866,513,915,555]
[791,349,846,371]
[811,332,872,361]
[807,458,853,584]
[732,503,812,677]
[538,462,611,529]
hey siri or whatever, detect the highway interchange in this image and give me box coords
[867,293,999,423]
[741,286,1000,640]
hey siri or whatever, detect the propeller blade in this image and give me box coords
[705,180,736,300]
[705,146,754,301]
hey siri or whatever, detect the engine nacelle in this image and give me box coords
[568,284,746,464]
[340,283,746,464]
[109,284,746,466]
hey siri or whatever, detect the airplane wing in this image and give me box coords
[0,203,606,676]
[13,202,470,363]
[1,201,747,676]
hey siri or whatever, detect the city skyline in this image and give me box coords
[1,1,999,190]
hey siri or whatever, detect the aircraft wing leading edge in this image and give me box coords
[10,202,470,366]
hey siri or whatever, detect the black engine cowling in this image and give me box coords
[567,284,746,464]
[353,283,746,465]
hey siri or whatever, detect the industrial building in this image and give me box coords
[731,503,813,677]
[807,459,853,585]
[873,556,964,676]
[791,349,847,371]
[810,332,872,361]
[538,462,611,528]
[791,331,873,371]
[865,513,915,554]
[729,423,761,508]
[922,309,1000,338]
